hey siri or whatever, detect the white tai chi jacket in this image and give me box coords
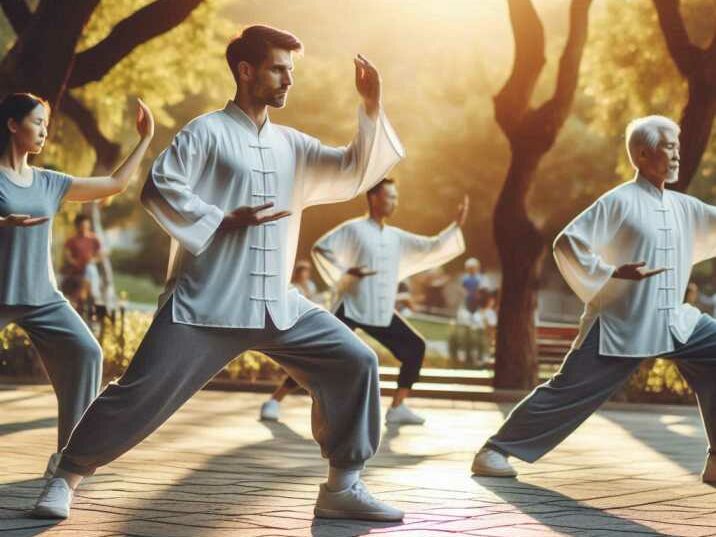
[554,173,716,357]
[312,216,464,326]
[141,101,405,329]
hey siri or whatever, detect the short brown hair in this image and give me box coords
[226,25,303,83]
[367,177,396,198]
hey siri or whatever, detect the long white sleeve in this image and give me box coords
[299,106,405,207]
[311,223,355,292]
[693,200,716,265]
[397,222,466,280]
[141,128,225,256]
[553,198,618,304]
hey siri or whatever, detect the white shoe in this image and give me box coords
[314,480,403,522]
[702,454,716,483]
[260,399,280,421]
[471,446,517,477]
[43,452,61,479]
[385,403,425,425]
[32,477,73,519]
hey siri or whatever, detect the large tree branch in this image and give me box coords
[652,0,703,77]
[61,93,121,169]
[673,85,716,191]
[0,0,98,105]
[535,0,592,137]
[0,0,31,34]
[494,0,546,136]
[68,0,205,88]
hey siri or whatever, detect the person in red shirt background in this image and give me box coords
[62,214,103,311]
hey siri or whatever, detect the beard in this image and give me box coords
[264,90,288,108]
[665,169,679,183]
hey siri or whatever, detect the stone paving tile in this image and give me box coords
[4,387,716,536]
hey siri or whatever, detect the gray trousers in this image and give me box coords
[1,300,103,451]
[489,315,716,463]
[59,299,381,476]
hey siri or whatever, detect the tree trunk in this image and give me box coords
[491,0,591,389]
[672,82,716,192]
[493,153,545,389]
[86,201,117,310]
[653,0,716,193]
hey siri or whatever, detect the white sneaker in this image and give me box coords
[32,477,73,519]
[385,403,425,425]
[471,446,517,477]
[314,480,403,522]
[260,399,280,421]
[43,452,61,479]
[702,454,716,483]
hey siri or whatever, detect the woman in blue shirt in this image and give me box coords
[0,92,154,478]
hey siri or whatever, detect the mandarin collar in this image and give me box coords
[635,173,666,202]
[223,100,271,137]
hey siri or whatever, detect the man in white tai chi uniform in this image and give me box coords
[34,25,406,522]
[260,178,467,424]
[472,115,716,482]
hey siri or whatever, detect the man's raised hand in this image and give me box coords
[456,194,469,227]
[612,261,666,280]
[220,202,292,231]
[354,54,381,120]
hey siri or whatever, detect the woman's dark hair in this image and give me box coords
[0,93,50,154]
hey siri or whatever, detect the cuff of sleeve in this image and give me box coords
[189,205,225,256]
[358,105,406,159]
[581,262,616,304]
[441,221,466,253]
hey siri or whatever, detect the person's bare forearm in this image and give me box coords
[110,136,152,193]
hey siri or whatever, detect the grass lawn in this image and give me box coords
[113,272,163,305]
[405,317,450,341]
[111,274,453,342]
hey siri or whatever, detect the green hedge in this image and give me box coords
[0,312,698,404]
[619,358,695,405]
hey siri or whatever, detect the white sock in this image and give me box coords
[326,466,360,491]
[54,470,82,490]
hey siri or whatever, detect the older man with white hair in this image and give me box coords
[472,115,716,481]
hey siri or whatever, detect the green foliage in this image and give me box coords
[112,271,164,304]
[0,308,451,382]
[0,308,701,402]
[0,323,42,378]
[41,0,235,178]
[98,309,153,378]
[581,0,716,194]
[622,358,695,405]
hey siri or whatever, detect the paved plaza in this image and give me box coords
[2,385,716,536]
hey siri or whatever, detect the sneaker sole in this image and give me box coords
[314,507,403,522]
[471,464,517,477]
[385,419,425,426]
[31,506,69,519]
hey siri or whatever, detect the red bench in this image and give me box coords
[537,322,578,363]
